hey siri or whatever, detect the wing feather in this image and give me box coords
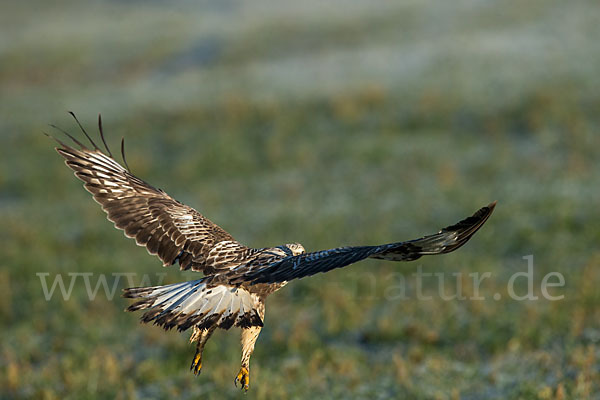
[50,115,247,274]
[237,202,496,284]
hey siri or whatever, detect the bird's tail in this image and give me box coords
[123,280,263,331]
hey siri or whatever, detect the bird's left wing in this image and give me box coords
[235,202,496,284]
[48,113,251,274]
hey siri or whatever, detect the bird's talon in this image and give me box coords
[190,352,203,376]
[234,367,250,391]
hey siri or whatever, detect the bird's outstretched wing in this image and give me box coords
[235,202,496,284]
[48,113,249,274]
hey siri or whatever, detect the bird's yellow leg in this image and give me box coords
[190,325,215,376]
[234,326,262,391]
[190,350,203,375]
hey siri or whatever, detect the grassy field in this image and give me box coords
[2,0,600,398]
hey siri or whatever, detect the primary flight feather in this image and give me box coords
[49,113,496,390]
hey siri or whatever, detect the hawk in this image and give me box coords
[48,113,496,390]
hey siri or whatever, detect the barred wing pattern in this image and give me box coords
[238,202,496,284]
[50,116,246,274]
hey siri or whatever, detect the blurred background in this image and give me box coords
[2,0,600,399]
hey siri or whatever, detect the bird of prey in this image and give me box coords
[48,113,496,391]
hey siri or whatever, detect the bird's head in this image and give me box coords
[285,243,306,256]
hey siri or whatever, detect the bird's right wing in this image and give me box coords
[49,113,252,274]
[235,202,496,284]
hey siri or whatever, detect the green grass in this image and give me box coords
[2,0,600,398]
